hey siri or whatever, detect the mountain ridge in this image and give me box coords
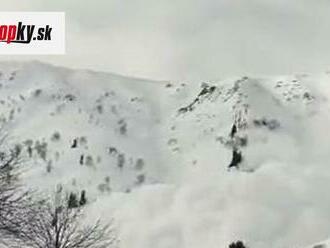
[1,61,330,248]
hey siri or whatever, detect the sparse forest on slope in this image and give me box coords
[1,61,330,248]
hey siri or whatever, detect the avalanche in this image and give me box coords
[1,61,330,248]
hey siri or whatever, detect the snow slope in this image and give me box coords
[1,61,330,248]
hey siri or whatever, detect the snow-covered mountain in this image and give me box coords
[1,61,330,248]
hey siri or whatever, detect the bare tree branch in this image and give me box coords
[7,189,118,248]
[0,132,30,245]
[0,130,118,248]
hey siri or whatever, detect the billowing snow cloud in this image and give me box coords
[0,61,324,248]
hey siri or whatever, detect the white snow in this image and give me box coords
[1,61,330,248]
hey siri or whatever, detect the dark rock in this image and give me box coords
[229,149,243,169]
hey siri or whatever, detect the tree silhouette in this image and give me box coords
[7,190,118,248]
[0,132,30,245]
[229,240,247,248]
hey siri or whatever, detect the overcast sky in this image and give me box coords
[1,0,330,81]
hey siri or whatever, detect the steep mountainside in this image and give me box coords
[1,61,330,248]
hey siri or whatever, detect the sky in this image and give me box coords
[1,0,330,81]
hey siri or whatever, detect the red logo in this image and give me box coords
[0,22,52,44]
